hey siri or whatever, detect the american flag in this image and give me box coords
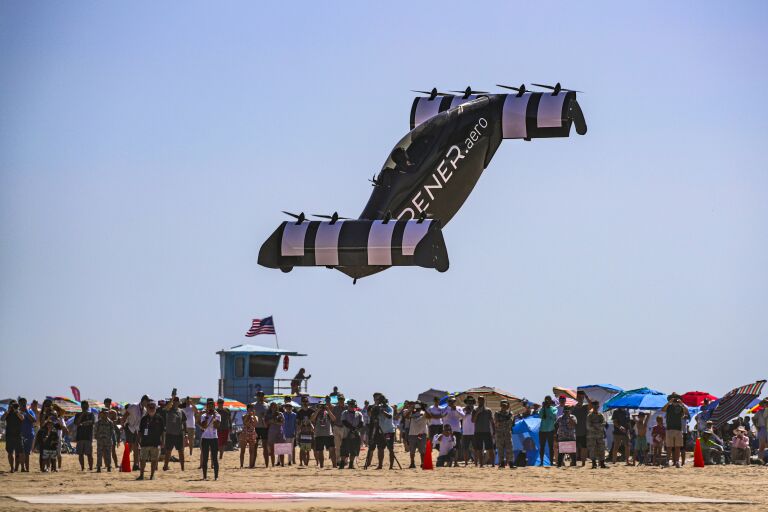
[704,380,766,428]
[245,316,276,337]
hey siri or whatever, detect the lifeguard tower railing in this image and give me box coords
[218,378,309,402]
[274,378,309,395]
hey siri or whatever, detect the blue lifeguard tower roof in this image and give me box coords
[216,343,308,404]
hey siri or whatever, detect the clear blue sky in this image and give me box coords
[1,1,766,404]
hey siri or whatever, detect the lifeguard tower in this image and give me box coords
[217,344,307,404]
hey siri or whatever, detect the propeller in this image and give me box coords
[530,82,582,95]
[449,86,489,99]
[496,83,527,97]
[282,211,306,224]
[411,88,450,100]
[312,212,349,224]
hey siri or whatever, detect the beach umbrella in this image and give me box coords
[553,386,578,406]
[603,388,667,411]
[577,384,623,408]
[218,398,247,411]
[680,391,718,407]
[48,396,81,414]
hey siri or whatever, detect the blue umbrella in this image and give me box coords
[603,387,667,410]
[512,417,551,466]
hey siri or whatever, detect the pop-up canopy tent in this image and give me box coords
[454,387,526,414]
[603,388,667,411]
[417,388,448,404]
[512,416,551,466]
[577,384,623,408]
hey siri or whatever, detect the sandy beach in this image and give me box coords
[1,442,765,512]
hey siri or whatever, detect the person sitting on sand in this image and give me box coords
[730,426,751,465]
[433,424,457,467]
[699,430,723,464]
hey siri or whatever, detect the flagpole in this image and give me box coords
[273,316,280,349]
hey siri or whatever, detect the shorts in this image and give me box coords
[758,426,768,443]
[666,429,683,448]
[125,429,138,445]
[300,442,312,452]
[217,429,230,448]
[613,434,630,448]
[166,433,184,452]
[256,427,268,441]
[42,449,57,461]
[461,435,474,451]
[473,432,494,451]
[341,436,361,458]
[140,446,160,462]
[314,435,334,450]
[22,435,34,455]
[372,432,394,451]
[408,435,427,454]
[428,424,442,439]
[241,429,257,444]
[576,435,587,449]
[635,437,648,451]
[76,440,93,456]
[5,436,23,455]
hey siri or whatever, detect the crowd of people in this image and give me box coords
[2,390,767,480]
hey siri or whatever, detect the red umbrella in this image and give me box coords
[680,391,718,407]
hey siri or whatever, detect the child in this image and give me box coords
[730,426,751,465]
[651,416,666,466]
[298,417,314,467]
[35,418,61,472]
[633,412,649,465]
[95,409,115,472]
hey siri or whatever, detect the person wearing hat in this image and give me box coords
[137,402,165,480]
[755,397,768,465]
[730,426,751,465]
[586,401,607,469]
[699,429,723,464]
[331,395,347,462]
[661,393,689,468]
[340,399,364,469]
[433,424,458,467]
[199,398,221,479]
[123,395,150,471]
[494,400,516,469]
[282,401,297,465]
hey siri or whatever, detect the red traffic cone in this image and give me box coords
[693,438,705,468]
[422,438,434,470]
[120,442,132,472]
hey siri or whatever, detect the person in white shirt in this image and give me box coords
[183,397,198,456]
[403,402,435,469]
[461,397,476,466]
[427,397,447,440]
[433,424,458,467]
[199,399,221,480]
[443,398,465,466]
[122,395,149,471]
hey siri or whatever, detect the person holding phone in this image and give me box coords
[199,399,221,480]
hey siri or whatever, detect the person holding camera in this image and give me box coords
[433,424,458,467]
[311,396,337,468]
[538,396,557,466]
[494,400,516,469]
[199,398,221,480]
[2,400,25,472]
[661,393,688,468]
[340,399,364,469]
[404,401,436,468]
[33,417,61,472]
[364,393,397,470]
[163,396,188,471]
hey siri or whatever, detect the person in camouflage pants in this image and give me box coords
[586,401,607,469]
[94,409,115,472]
[494,400,516,468]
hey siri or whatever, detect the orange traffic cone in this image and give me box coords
[120,442,132,472]
[422,438,434,470]
[693,438,705,467]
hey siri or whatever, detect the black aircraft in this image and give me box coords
[259,83,587,281]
